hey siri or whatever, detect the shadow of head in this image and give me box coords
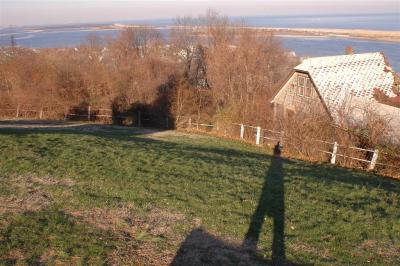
[170,228,266,266]
[273,141,283,157]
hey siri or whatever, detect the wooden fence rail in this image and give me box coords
[187,119,386,171]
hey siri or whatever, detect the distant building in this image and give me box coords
[271,52,400,139]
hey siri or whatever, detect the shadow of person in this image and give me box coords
[243,141,285,265]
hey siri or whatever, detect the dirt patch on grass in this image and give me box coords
[0,191,51,214]
[360,240,400,259]
[146,208,185,237]
[68,204,187,265]
[0,175,74,215]
[10,175,75,191]
[1,249,25,263]
[68,204,138,233]
[289,242,333,261]
[27,175,75,187]
[108,240,175,266]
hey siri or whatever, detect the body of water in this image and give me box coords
[240,13,400,30]
[1,29,120,48]
[1,14,399,70]
[278,36,400,70]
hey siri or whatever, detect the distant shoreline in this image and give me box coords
[253,27,400,43]
[2,23,400,44]
[112,24,400,43]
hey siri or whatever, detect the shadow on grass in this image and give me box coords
[242,144,285,264]
[171,144,297,266]
[171,228,266,265]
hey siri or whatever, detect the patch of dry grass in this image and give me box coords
[0,175,190,265]
[0,176,74,215]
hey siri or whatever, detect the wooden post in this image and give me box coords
[279,131,284,145]
[137,111,142,127]
[256,126,261,145]
[188,117,192,128]
[88,105,91,121]
[240,124,244,139]
[273,103,277,123]
[330,142,338,164]
[165,116,169,129]
[16,104,20,118]
[368,149,379,171]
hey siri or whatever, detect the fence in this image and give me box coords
[65,106,171,128]
[184,119,397,172]
[0,105,172,129]
[0,104,45,119]
[65,107,114,121]
[1,105,398,175]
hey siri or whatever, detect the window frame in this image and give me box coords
[294,74,313,98]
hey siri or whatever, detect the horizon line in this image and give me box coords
[1,12,399,29]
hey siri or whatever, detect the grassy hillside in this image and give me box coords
[0,123,399,265]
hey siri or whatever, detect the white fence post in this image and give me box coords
[188,117,192,128]
[330,141,338,164]
[39,109,43,119]
[88,105,91,121]
[240,124,244,139]
[369,149,379,171]
[16,104,20,118]
[256,126,261,145]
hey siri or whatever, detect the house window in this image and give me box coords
[298,76,305,95]
[295,75,313,97]
[305,79,312,97]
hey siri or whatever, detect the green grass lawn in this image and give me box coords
[0,124,399,265]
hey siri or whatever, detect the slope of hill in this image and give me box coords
[0,123,399,265]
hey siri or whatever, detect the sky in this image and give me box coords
[0,0,399,27]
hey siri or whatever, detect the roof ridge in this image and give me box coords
[295,52,386,71]
[301,52,382,61]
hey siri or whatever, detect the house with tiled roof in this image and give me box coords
[271,52,400,139]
